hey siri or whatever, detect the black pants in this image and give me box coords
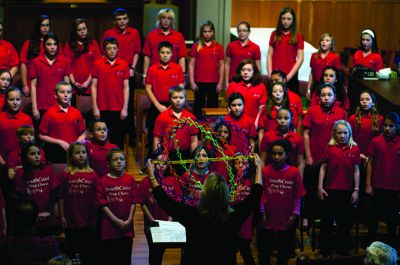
[146,102,170,152]
[65,226,98,265]
[101,237,133,265]
[193,82,218,118]
[100,111,127,149]
[368,189,399,248]
[319,190,354,255]
[287,73,299,95]
[145,230,167,265]
[257,228,294,265]
[302,164,323,219]
[126,77,136,141]
[237,237,255,265]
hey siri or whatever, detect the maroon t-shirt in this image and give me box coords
[349,113,383,155]
[261,164,305,230]
[86,140,118,178]
[98,173,138,239]
[231,177,253,239]
[181,170,213,207]
[59,171,101,228]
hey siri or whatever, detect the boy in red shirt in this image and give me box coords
[85,119,118,178]
[39,82,86,174]
[91,37,130,149]
[145,41,185,148]
[153,86,198,175]
[97,148,138,265]
[143,8,187,75]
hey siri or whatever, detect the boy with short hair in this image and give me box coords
[39,81,86,167]
[85,119,118,178]
[153,86,198,155]
[91,37,130,149]
[145,41,184,148]
[7,125,46,180]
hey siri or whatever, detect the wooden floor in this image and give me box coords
[127,146,367,265]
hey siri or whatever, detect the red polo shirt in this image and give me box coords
[39,104,86,144]
[143,28,187,65]
[258,105,299,133]
[261,164,305,230]
[153,107,198,151]
[30,54,71,110]
[59,171,101,229]
[0,40,19,70]
[224,113,257,155]
[260,130,304,166]
[98,173,138,239]
[310,92,350,110]
[64,40,101,94]
[226,81,267,121]
[189,42,224,83]
[367,135,400,190]
[0,110,33,158]
[352,50,383,72]
[101,27,141,65]
[86,140,118,178]
[226,39,261,81]
[349,113,383,155]
[145,62,184,102]
[302,105,348,163]
[322,144,360,190]
[269,31,304,75]
[288,90,303,118]
[310,51,342,82]
[20,39,64,65]
[92,57,129,111]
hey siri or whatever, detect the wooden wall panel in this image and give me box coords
[232,0,400,52]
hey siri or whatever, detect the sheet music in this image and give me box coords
[150,220,186,243]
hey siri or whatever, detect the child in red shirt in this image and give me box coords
[224,93,256,155]
[0,68,11,110]
[15,143,60,235]
[307,33,342,99]
[153,86,198,176]
[181,146,215,207]
[209,121,237,181]
[59,142,100,265]
[231,155,257,265]
[226,58,267,123]
[20,15,64,96]
[189,20,224,118]
[258,140,305,265]
[225,21,261,85]
[317,120,360,257]
[39,82,86,167]
[138,149,183,265]
[143,8,187,75]
[97,148,138,265]
[0,87,33,166]
[30,32,71,120]
[258,82,298,134]
[146,41,185,148]
[352,29,383,72]
[64,18,101,100]
[0,23,19,78]
[260,107,304,177]
[310,66,349,110]
[366,112,400,248]
[7,125,46,181]
[267,7,304,94]
[85,119,118,178]
[269,69,303,131]
[91,37,130,149]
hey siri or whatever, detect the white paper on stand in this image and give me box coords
[150,220,186,243]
